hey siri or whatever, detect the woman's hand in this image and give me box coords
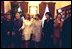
[19,28,22,31]
[7,31,10,35]
[12,32,15,36]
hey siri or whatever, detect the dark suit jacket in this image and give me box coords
[61,16,71,48]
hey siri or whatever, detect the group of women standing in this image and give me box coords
[1,11,63,48]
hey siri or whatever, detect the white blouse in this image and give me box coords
[21,19,33,35]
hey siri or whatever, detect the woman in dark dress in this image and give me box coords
[42,12,54,48]
[12,12,23,48]
[1,13,13,48]
[53,13,63,48]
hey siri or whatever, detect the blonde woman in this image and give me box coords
[32,14,42,48]
[19,13,33,48]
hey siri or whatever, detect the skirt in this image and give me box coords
[22,30,32,40]
[32,33,41,42]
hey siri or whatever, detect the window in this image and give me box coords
[29,6,38,16]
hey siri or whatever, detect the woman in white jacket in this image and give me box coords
[19,13,33,48]
[32,14,42,48]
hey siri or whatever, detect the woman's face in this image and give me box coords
[26,14,29,19]
[25,14,30,20]
[35,16,39,20]
[57,14,61,19]
[7,15,11,20]
[45,14,49,19]
[15,13,20,19]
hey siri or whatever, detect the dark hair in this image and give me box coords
[57,13,62,16]
[26,13,30,17]
[5,11,11,15]
[45,12,52,17]
[56,13,62,20]
[15,12,19,15]
[25,13,31,20]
